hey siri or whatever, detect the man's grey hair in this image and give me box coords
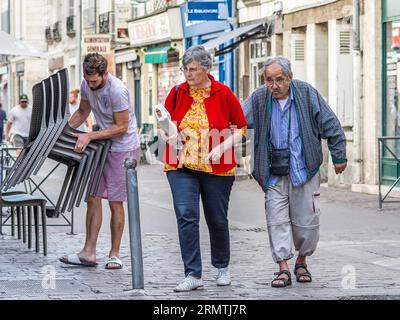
[182,45,212,70]
[264,56,293,77]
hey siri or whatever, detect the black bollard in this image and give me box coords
[124,158,144,289]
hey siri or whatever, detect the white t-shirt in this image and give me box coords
[278,97,289,111]
[8,104,33,138]
[69,101,88,132]
[80,74,140,152]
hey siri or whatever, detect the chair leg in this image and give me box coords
[41,204,47,256]
[17,206,21,240]
[22,207,26,244]
[28,206,32,249]
[62,166,77,214]
[33,206,39,253]
[11,207,15,237]
[55,166,73,217]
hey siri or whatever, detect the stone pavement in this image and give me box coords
[1,164,400,300]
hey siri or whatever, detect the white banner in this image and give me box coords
[115,4,131,43]
[128,13,171,46]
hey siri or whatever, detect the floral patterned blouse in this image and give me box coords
[165,86,236,176]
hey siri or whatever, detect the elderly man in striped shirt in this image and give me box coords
[243,56,347,288]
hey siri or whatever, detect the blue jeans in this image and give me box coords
[167,167,235,278]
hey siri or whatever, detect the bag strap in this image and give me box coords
[269,99,292,149]
[287,101,291,147]
[173,85,179,111]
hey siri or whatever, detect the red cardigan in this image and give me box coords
[163,74,247,174]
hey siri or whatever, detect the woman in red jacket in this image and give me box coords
[162,45,247,292]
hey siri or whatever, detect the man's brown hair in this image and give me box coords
[83,53,108,77]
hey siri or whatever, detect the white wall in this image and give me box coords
[315,23,328,100]
[361,0,381,186]
[290,31,306,80]
[238,0,339,24]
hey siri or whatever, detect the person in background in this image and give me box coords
[0,102,7,144]
[5,94,32,156]
[69,89,93,132]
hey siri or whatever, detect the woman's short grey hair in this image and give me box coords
[264,56,292,77]
[182,45,212,70]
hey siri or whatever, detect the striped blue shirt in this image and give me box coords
[267,90,308,187]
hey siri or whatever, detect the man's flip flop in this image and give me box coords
[105,256,123,270]
[59,254,98,267]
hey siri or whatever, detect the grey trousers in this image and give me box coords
[265,173,321,263]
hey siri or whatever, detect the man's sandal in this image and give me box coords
[294,263,312,283]
[271,270,292,288]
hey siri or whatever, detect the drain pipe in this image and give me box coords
[352,0,363,184]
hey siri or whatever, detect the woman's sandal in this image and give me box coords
[294,263,312,283]
[271,270,292,288]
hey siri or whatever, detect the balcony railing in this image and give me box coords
[45,26,53,44]
[53,21,62,42]
[66,15,76,37]
[145,0,181,15]
[241,0,261,7]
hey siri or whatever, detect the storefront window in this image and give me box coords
[148,73,153,116]
[384,20,400,156]
[250,40,268,91]
[157,61,184,104]
[385,0,400,19]
[115,63,123,80]
[210,61,220,82]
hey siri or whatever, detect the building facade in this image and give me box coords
[236,0,388,194]
[378,0,400,195]
[125,0,185,131]
[0,0,399,196]
[0,0,48,110]
[0,0,137,111]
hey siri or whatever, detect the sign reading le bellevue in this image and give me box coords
[187,1,228,21]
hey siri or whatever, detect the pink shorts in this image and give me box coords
[91,148,141,202]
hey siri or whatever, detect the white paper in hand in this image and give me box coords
[154,104,182,150]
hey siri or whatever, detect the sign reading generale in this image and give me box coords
[83,34,112,55]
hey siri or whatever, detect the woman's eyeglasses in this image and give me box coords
[180,67,202,74]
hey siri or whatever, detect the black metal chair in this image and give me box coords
[0,193,48,256]
[16,73,65,184]
[2,68,112,220]
[1,81,47,190]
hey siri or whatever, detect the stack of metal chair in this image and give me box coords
[1,68,111,218]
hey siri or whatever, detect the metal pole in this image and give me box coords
[0,146,3,235]
[378,139,382,210]
[352,0,363,185]
[352,0,360,51]
[124,158,144,289]
[7,0,10,33]
[94,0,97,34]
[79,0,83,85]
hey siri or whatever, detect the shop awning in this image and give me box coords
[203,22,271,56]
[144,46,171,64]
[0,31,44,57]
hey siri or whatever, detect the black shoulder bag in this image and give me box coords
[269,104,291,176]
